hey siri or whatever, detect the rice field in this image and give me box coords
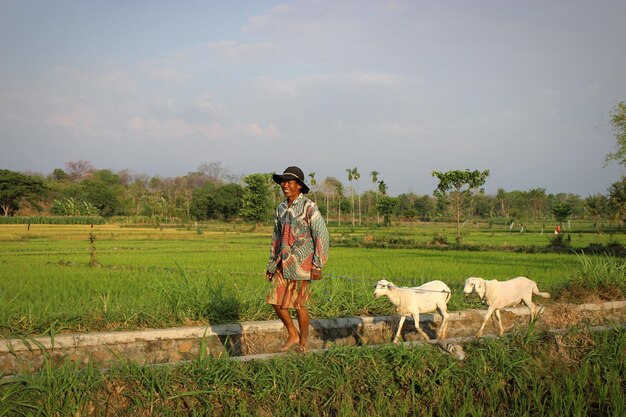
[0,221,624,415]
[0,221,623,337]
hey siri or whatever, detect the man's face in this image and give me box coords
[281,179,302,200]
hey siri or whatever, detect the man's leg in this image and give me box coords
[273,304,300,351]
[296,308,310,351]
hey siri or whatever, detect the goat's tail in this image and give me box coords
[532,283,551,299]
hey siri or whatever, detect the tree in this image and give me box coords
[214,183,243,220]
[414,194,435,221]
[65,160,96,181]
[240,173,272,225]
[605,101,626,167]
[335,180,345,226]
[527,188,547,222]
[191,182,243,221]
[322,176,342,224]
[80,170,124,217]
[49,168,69,182]
[370,170,380,223]
[607,176,626,226]
[377,196,397,226]
[550,201,573,229]
[585,194,609,232]
[197,161,235,184]
[495,188,508,218]
[346,168,356,227]
[378,180,388,196]
[353,167,361,226]
[0,170,47,216]
[432,169,490,244]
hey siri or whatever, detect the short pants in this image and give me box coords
[266,266,311,310]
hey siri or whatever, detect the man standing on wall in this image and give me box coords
[266,166,330,353]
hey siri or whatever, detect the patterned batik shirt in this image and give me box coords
[267,194,329,281]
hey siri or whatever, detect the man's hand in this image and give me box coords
[266,271,274,282]
[310,268,322,280]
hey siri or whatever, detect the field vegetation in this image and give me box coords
[0,327,624,416]
[0,221,624,338]
[0,219,625,416]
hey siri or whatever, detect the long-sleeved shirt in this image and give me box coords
[266,194,329,280]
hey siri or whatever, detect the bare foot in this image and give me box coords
[278,336,299,352]
[295,344,307,354]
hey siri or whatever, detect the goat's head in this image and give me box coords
[373,279,395,298]
[463,277,486,299]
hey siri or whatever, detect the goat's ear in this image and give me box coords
[476,279,486,297]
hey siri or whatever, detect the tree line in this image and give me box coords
[1,161,625,231]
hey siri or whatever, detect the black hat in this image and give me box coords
[272,166,310,194]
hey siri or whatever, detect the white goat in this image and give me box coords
[374,279,451,342]
[463,276,551,338]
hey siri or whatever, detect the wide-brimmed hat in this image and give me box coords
[272,166,310,194]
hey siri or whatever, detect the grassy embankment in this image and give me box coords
[0,327,624,416]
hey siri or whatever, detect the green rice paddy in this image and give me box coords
[0,221,624,416]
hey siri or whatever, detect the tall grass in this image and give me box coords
[1,327,624,416]
[556,252,626,300]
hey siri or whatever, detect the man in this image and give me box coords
[266,166,329,353]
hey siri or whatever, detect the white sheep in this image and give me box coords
[463,276,551,338]
[374,279,451,342]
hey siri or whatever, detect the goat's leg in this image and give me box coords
[494,309,504,336]
[393,315,406,343]
[523,298,537,323]
[477,307,495,338]
[411,312,429,341]
[437,306,450,340]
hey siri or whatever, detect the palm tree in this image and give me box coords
[335,181,344,226]
[346,168,355,227]
[378,180,388,196]
[496,188,507,218]
[352,167,361,226]
[527,188,547,223]
[370,170,379,223]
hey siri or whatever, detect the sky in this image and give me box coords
[1,0,625,197]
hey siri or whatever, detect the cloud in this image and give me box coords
[128,116,145,132]
[126,116,279,141]
[237,122,280,138]
[45,108,94,129]
[95,71,137,94]
[204,41,280,59]
[125,117,223,139]
[257,71,404,96]
[541,88,561,98]
[151,68,190,84]
[50,67,137,94]
[342,72,404,86]
[194,95,226,114]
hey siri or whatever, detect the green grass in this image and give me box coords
[1,327,624,416]
[1,221,624,415]
[0,222,624,337]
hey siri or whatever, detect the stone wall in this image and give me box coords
[1,301,625,375]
